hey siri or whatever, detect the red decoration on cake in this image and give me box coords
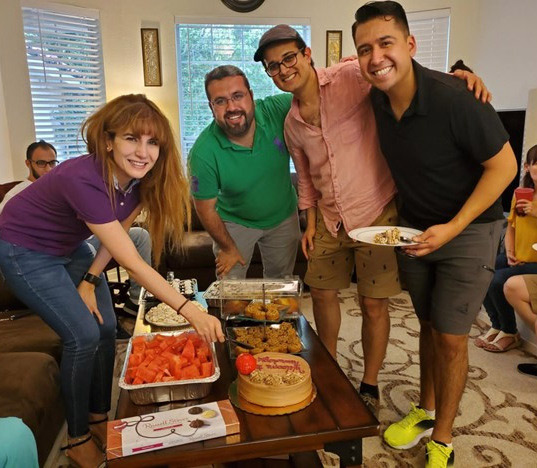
[235,353,257,375]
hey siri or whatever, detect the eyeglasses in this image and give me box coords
[210,92,248,108]
[31,159,59,168]
[265,48,305,77]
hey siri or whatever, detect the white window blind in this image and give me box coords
[175,22,310,158]
[22,5,106,161]
[408,9,450,72]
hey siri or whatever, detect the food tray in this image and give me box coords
[226,322,305,358]
[144,278,198,300]
[203,279,302,319]
[119,330,220,405]
[143,300,207,328]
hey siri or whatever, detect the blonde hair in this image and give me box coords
[81,94,190,266]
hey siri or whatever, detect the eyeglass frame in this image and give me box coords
[264,47,306,77]
[30,159,59,168]
[209,91,250,109]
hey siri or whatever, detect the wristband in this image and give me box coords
[177,299,190,314]
[82,272,102,287]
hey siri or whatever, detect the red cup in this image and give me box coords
[514,187,534,216]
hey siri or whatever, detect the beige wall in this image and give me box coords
[0,0,536,180]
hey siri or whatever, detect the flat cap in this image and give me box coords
[253,24,302,62]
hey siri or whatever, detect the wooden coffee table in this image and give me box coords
[109,304,379,468]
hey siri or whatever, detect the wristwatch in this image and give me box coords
[83,272,102,287]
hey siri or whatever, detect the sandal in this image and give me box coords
[483,331,520,353]
[61,433,106,468]
[474,327,500,348]
[89,417,108,452]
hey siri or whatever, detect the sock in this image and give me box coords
[359,382,379,399]
[433,440,453,449]
[417,406,436,418]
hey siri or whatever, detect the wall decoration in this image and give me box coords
[326,30,342,67]
[221,0,265,13]
[141,28,162,86]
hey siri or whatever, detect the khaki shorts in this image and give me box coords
[523,275,537,311]
[305,199,401,298]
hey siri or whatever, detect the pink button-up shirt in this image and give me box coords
[284,61,397,237]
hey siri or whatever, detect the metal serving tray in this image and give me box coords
[226,322,305,358]
[118,330,220,405]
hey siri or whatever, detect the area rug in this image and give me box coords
[301,286,537,468]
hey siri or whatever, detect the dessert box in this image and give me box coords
[119,330,220,404]
[203,278,302,320]
[106,399,240,460]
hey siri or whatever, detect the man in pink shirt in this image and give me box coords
[254,25,400,415]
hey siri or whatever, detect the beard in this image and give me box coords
[30,165,41,180]
[219,109,254,138]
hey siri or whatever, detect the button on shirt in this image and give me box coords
[284,61,396,237]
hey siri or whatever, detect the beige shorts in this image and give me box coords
[305,199,401,298]
[523,275,537,311]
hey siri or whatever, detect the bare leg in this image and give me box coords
[89,412,108,449]
[359,296,390,385]
[431,330,469,444]
[504,276,537,333]
[310,287,340,359]
[419,320,436,411]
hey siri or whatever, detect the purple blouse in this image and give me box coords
[0,154,140,256]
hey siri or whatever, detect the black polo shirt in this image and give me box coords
[370,60,509,230]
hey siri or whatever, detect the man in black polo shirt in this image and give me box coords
[353,2,517,467]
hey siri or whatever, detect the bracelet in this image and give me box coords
[177,299,190,314]
[82,272,102,287]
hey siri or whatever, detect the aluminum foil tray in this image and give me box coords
[118,330,220,405]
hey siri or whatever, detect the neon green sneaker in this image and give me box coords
[383,403,434,449]
[425,440,454,467]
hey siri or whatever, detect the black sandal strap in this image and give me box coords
[60,433,93,451]
[88,417,109,425]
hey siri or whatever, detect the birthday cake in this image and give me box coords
[237,352,312,407]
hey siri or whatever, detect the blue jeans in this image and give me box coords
[483,253,537,333]
[0,239,116,438]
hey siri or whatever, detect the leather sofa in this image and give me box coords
[162,174,308,291]
[0,276,64,467]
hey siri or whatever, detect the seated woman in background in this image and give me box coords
[0,94,224,468]
[504,274,537,377]
[476,145,537,352]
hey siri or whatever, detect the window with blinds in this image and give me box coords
[175,22,310,158]
[22,5,106,161]
[408,9,450,72]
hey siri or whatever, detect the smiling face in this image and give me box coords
[353,17,416,96]
[207,75,255,139]
[108,131,160,188]
[263,41,313,94]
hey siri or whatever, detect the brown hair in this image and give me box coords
[81,94,190,266]
[523,144,537,189]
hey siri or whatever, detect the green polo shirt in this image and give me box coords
[188,93,297,229]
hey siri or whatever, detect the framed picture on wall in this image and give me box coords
[141,28,162,86]
[326,30,342,67]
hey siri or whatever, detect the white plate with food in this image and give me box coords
[144,300,207,328]
[348,226,424,247]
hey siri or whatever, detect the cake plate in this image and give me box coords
[228,380,317,416]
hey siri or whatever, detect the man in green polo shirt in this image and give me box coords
[188,65,299,279]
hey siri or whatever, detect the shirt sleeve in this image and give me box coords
[449,88,509,164]
[188,146,219,200]
[262,93,293,123]
[284,117,321,210]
